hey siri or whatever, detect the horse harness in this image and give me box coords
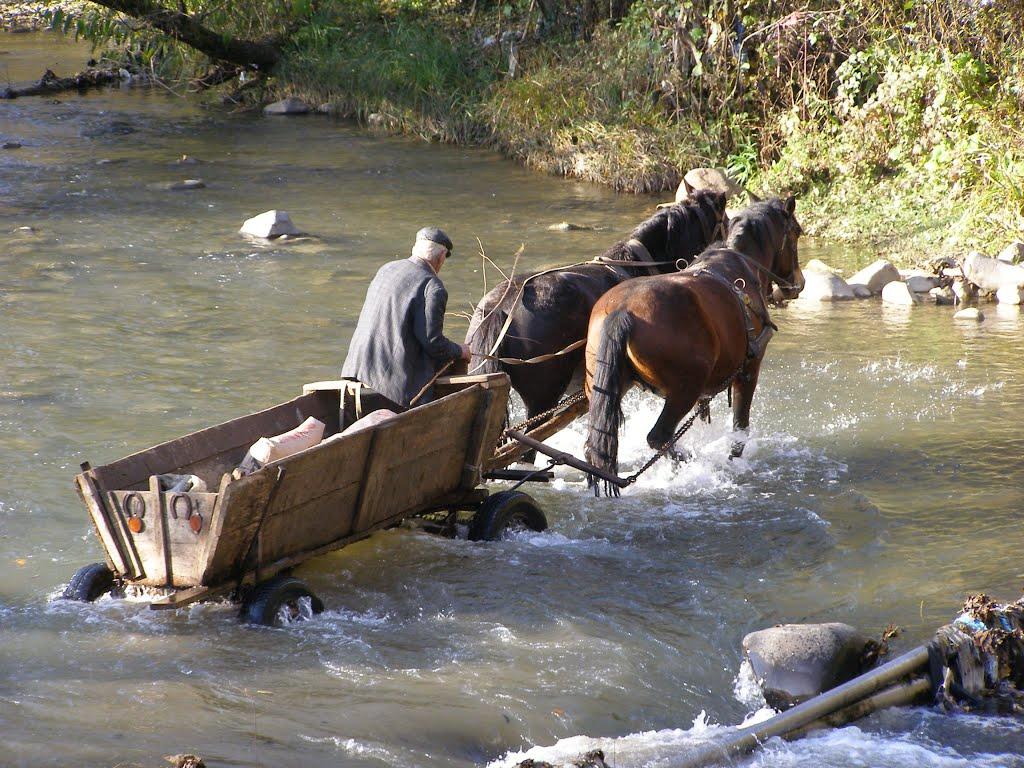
[691,265,778,386]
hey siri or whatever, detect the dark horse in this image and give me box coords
[583,196,805,486]
[466,189,729,426]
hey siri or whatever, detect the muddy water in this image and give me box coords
[2,31,1023,768]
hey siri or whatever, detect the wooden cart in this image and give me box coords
[64,374,549,626]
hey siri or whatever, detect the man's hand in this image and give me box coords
[459,343,472,362]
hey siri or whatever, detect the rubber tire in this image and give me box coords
[242,575,324,627]
[468,490,548,542]
[62,562,116,602]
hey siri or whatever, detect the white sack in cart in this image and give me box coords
[248,416,326,464]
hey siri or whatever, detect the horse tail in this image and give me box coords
[466,289,511,376]
[585,309,633,497]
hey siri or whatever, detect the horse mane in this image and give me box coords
[596,189,723,265]
[726,198,786,255]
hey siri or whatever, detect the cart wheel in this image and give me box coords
[61,562,116,602]
[468,490,547,541]
[242,576,324,627]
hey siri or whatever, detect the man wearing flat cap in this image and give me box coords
[341,227,471,406]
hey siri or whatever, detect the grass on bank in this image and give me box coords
[56,0,1024,263]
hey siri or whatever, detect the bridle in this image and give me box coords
[732,222,801,295]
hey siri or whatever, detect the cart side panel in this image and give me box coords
[198,471,279,585]
[352,385,481,533]
[91,391,341,492]
[250,430,374,566]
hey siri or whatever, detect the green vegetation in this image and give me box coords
[55,0,1024,259]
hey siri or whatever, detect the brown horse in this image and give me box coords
[466,190,729,428]
[583,197,804,488]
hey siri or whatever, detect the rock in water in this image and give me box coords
[997,241,1024,264]
[847,259,900,294]
[996,285,1024,305]
[742,623,874,710]
[3,141,22,150]
[795,270,854,302]
[515,750,611,768]
[239,210,303,239]
[263,97,311,115]
[149,179,205,191]
[851,284,872,298]
[930,286,955,305]
[803,258,839,274]
[900,269,939,293]
[954,307,985,321]
[882,280,918,306]
[962,251,1024,292]
[548,221,594,232]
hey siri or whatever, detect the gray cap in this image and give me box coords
[415,226,453,255]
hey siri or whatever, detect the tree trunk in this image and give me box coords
[87,0,282,70]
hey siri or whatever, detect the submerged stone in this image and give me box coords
[954,307,985,321]
[930,286,955,305]
[742,622,873,710]
[901,270,939,293]
[548,221,595,232]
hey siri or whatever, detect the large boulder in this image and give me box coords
[997,241,1024,264]
[796,270,855,301]
[962,251,1024,292]
[742,623,873,710]
[848,259,900,294]
[882,280,918,306]
[239,210,303,239]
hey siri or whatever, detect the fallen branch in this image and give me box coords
[0,67,129,99]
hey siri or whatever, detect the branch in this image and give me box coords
[86,0,283,70]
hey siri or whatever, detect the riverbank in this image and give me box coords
[11,1,1024,263]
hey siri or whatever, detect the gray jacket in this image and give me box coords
[341,257,463,406]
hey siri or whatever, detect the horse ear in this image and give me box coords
[683,178,696,196]
[715,191,727,212]
[784,195,797,215]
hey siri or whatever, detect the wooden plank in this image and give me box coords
[150,475,170,586]
[256,483,362,565]
[76,473,130,577]
[92,391,339,491]
[486,397,587,470]
[163,492,217,586]
[198,471,277,585]
[148,584,231,611]
[459,388,493,489]
[261,429,372,514]
[353,388,478,532]
[504,429,630,488]
[109,490,164,583]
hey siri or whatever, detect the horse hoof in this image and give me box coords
[669,447,693,464]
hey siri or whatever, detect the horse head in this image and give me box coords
[726,196,804,301]
[771,195,804,301]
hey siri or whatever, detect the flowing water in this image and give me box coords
[2,31,1023,768]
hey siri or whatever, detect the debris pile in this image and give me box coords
[931,593,1024,714]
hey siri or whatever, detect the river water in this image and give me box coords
[2,31,1023,768]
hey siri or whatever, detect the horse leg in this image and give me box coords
[646,384,703,463]
[729,358,763,458]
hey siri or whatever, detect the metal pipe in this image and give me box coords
[676,645,930,768]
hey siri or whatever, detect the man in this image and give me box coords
[341,227,471,406]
